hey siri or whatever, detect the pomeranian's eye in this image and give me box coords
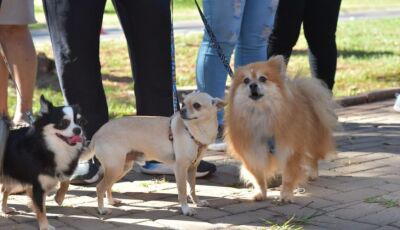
[259,76,267,83]
[243,78,250,84]
[193,102,201,110]
[59,119,70,128]
[181,103,186,108]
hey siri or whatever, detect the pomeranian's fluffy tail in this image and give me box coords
[292,76,339,132]
[79,140,96,161]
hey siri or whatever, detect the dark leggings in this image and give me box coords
[267,0,341,90]
[43,0,174,139]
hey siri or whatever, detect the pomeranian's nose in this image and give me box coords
[73,127,81,135]
[249,83,258,92]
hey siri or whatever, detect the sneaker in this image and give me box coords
[70,157,103,185]
[139,160,216,178]
[394,93,400,112]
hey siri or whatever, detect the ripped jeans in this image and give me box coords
[196,0,278,125]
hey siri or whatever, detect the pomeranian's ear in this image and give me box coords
[39,95,53,114]
[268,55,287,75]
[212,98,226,110]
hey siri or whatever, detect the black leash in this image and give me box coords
[170,1,179,113]
[194,0,276,154]
[194,0,234,78]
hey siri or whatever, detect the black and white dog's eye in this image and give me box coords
[259,76,267,83]
[59,119,70,128]
[193,102,201,110]
[243,78,250,84]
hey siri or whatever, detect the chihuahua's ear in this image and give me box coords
[268,55,287,75]
[39,95,53,114]
[212,98,226,110]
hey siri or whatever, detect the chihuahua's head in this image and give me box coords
[230,55,288,109]
[36,95,86,149]
[180,92,225,122]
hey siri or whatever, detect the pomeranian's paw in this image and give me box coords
[196,200,209,207]
[98,207,112,215]
[280,190,294,203]
[108,198,122,206]
[253,192,267,201]
[181,205,195,216]
[2,206,16,214]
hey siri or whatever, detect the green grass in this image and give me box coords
[265,211,323,230]
[7,17,400,118]
[365,196,399,208]
[32,0,400,29]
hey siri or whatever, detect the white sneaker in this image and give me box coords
[394,93,400,112]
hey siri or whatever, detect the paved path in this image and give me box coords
[1,99,400,229]
[31,9,400,45]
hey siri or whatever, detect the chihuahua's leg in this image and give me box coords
[97,166,124,215]
[105,160,134,206]
[187,164,209,207]
[174,163,193,216]
[30,185,54,230]
[54,181,70,206]
[1,187,16,214]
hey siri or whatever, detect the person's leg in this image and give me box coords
[303,0,341,90]
[196,0,245,125]
[267,0,305,61]
[43,0,107,184]
[0,58,8,117]
[235,0,278,66]
[114,0,216,177]
[43,0,108,138]
[0,25,36,124]
[112,0,173,117]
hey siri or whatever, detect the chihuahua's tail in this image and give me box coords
[79,140,96,161]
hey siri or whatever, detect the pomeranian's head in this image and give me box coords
[36,95,86,148]
[180,91,225,122]
[230,56,288,109]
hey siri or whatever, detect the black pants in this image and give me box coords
[267,0,341,90]
[43,0,174,139]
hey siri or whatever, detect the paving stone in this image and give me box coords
[375,183,400,192]
[112,221,166,230]
[327,202,386,220]
[190,207,230,221]
[374,226,400,230]
[209,209,278,227]
[156,215,216,230]
[326,188,386,203]
[312,215,378,230]
[268,203,321,218]
[59,215,117,230]
[356,208,400,226]
[219,199,274,214]
[332,178,386,192]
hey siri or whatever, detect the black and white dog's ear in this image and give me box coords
[39,95,53,114]
[212,98,226,110]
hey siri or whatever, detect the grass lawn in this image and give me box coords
[32,0,400,30]
[9,16,400,118]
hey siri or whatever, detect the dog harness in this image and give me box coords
[168,117,207,165]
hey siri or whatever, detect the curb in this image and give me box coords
[336,88,400,107]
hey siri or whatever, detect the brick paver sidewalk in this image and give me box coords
[1,99,400,230]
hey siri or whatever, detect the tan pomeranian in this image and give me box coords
[225,55,338,202]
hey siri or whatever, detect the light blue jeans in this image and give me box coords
[196,0,278,125]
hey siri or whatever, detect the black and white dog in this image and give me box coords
[1,95,85,230]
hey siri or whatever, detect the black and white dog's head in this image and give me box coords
[36,95,86,152]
